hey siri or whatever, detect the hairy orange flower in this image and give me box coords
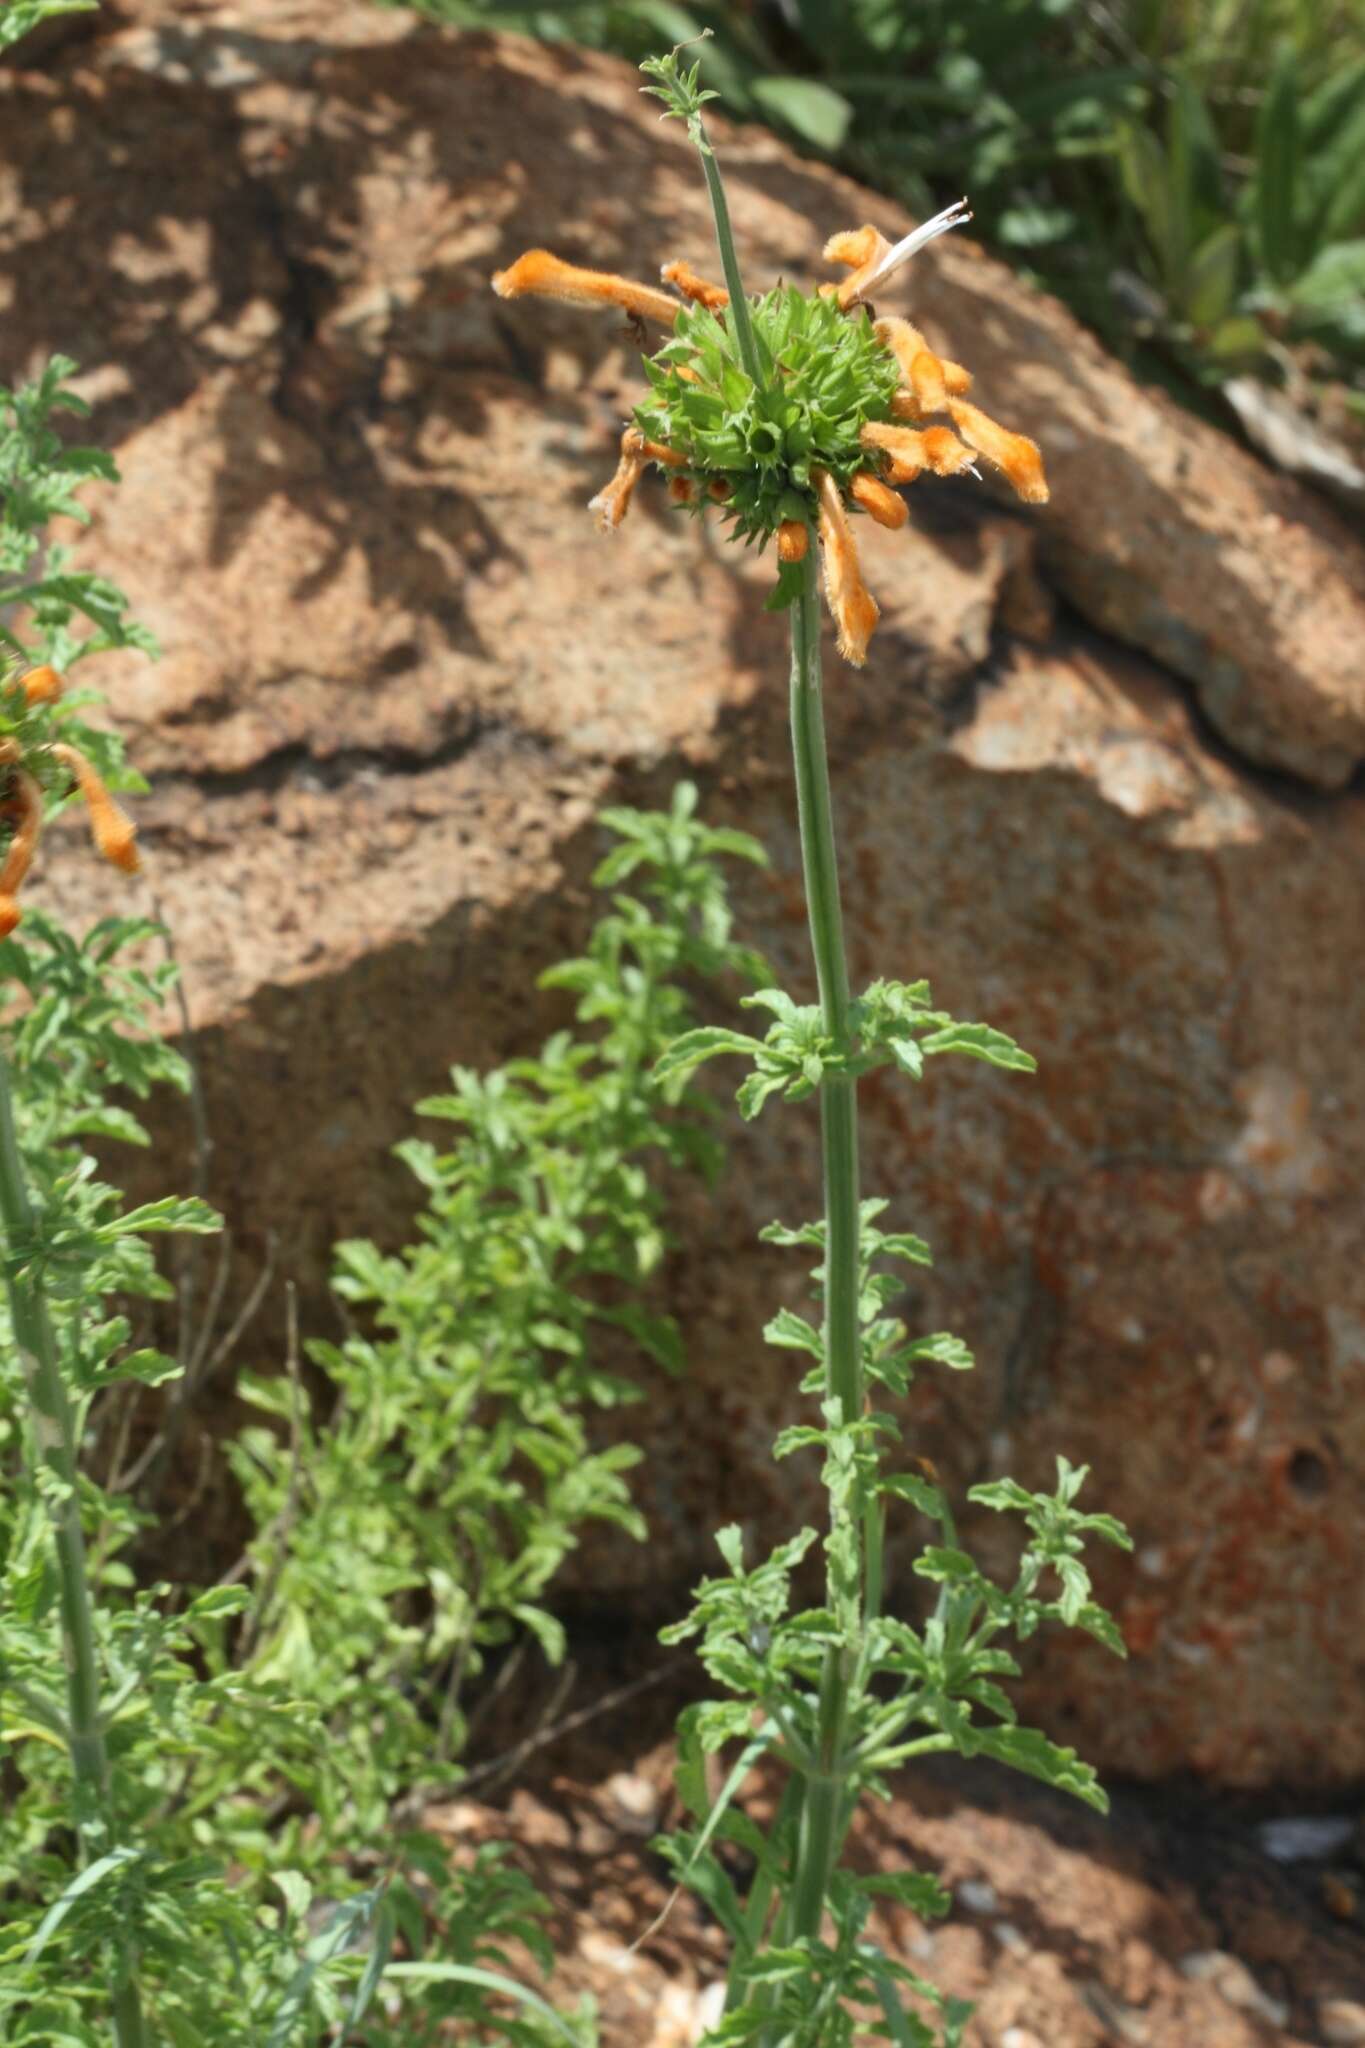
[588,426,650,532]
[491,248,681,328]
[848,472,908,530]
[814,469,878,667]
[661,259,729,310]
[638,434,688,468]
[492,193,1049,668]
[0,766,42,938]
[873,318,972,413]
[21,665,64,707]
[947,398,1049,504]
[859,421,978,484]
[0,668,140,934]
[51,744,140,874]
[824,200,972,310]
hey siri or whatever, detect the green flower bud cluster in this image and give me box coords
[633,286,900,550]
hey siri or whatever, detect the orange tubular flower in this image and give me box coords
[21,665,64,707]
[777,520,810,563]
[821,225,892,310]
[824,200,972,310]
[873,317,972,412]
[947,398,1049,504]
[590,426,691,530]
[638,435,688,468]
[0,768,42,937]
[589,426,650,532]
[814,469,878,667]
[827,211,1049,516]
[491,249,681,328]
[661,259,729,309]
[859,420,978,484]
[849,472,908,530]
[0,667,141,933]
[492,188,1049,668]
[51,743,140,874]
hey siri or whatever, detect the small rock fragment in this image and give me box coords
[1320,1998,1365,2045]
[958,1878,998,1914]
[579,1929,635,1973]
[574,1812,615,1857]
[696,1982,726,2035]
[1257,1814,1354,1862]
[1179,1950,1288,2029]
[605,1769,660,1835]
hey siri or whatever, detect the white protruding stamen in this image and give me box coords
[853,198,972,301]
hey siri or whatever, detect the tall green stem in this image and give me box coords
[687,75,861,1971]
[691,123,764,387]
[0,1053,146,2045]
[788,556,860,1426]
[785,549,862,1941]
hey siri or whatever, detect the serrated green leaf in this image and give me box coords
[906,1331,973,1370]
[970,1723,1108,1811]
[653,1026,763,1085]
[97,1345,181,1388]
[186,1584,252,1623]
[921,1021,1036,1072]
[736,1069,789,1120]
[764,1307,823,1357]
[914,1545,980,1586]
[968,1476,1037,1514]
[881,1471,948,1520]
[100,1195,219,1238]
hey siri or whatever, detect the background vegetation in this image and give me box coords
[2,346,765,2041]
[401,0,1365,438]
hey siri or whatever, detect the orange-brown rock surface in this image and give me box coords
[443,1737,1365,2047]
[4,0,1365,1787]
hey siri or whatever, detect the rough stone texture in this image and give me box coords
[4,2,1365,1786]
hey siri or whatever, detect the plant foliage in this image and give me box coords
[0,347,763,2038]
[390,0,1364,419]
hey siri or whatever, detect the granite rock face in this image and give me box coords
[4,1,1365,1786]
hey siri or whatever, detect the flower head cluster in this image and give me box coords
[492,198,1048,667]
[0,665,139,935]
